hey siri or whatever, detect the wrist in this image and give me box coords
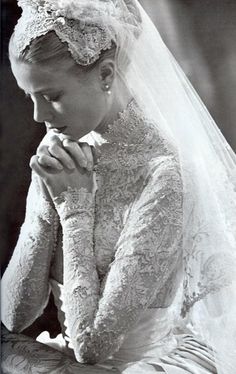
[46,170,95,200]
[29,172,56,224]
[53,186,95,221]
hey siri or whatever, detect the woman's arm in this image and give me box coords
[1,172,59,332]
[54,156,183,364]
[1,135,94,333]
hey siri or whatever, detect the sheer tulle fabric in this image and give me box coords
[114,2,236,373]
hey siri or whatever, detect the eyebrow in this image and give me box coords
[23,87,61,95]
[35,88,61,93]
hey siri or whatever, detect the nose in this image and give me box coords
[33,96,53,123]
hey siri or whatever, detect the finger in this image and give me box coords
[38,133,74,169]
[38,133,62,150]
[62,139,88,169]
[59,133,77,142]
[30,155,49,181]
[38,154,63,170]
[79,143,94,171]
[49,134,63,145]
[37,143,64,170]
[48,142,75,170]
[37,143,50,156]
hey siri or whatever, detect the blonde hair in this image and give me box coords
[9,30,117,74]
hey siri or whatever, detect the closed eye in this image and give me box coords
[43,93,62,102]
[23,91,62,103]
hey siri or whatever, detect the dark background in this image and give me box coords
[1,0,236,271]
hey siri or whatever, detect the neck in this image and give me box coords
[95,81,133,135]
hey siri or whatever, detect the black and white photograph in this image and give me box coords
[1,1,236,373]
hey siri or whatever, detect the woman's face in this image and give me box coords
[10,57,109,140]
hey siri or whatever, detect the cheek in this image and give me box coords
[69,91,105,127]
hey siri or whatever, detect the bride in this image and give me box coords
[1,1,236,373]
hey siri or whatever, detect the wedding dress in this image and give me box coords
[2,0,236,372]
[2,100,217,373]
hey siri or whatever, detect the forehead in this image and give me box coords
[10,58,77,93]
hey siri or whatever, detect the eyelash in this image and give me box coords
[43,94,61,102]
[24,93,61,102]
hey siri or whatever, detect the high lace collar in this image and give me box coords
[98,98,149,145]
[89,99,178,170]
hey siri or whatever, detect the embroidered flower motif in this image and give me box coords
[15,0,142,66]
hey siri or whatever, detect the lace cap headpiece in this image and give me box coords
[14,0,142,66]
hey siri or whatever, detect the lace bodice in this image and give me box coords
[1,100,183,364]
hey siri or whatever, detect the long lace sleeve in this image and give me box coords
[1,172,59,332]
[54,157,183,364]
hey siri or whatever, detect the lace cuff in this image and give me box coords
[35,197,57,224]
[27,173,57,225]
[53,187,95,221]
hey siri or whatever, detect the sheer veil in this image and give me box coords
[13,0,236,372]
[116,2,236,373]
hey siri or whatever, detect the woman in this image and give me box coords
[1,0,236,373]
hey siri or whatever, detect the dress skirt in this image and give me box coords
[2,278,218,373]
[2,301,217,374]
[1,326,217,374]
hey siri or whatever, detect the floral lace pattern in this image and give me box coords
[14,3,112,66]
[1,326,116,373]
[2,100,184,365]
[14,0,142,66]
[47,100,184,364]
[2,99,226,373]
[1,173,59,332]
[180,164,236,318]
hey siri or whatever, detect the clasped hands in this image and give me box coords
[30,131,95,201]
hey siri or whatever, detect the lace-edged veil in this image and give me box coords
[13,1,236,372]
[119,3,236,372]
